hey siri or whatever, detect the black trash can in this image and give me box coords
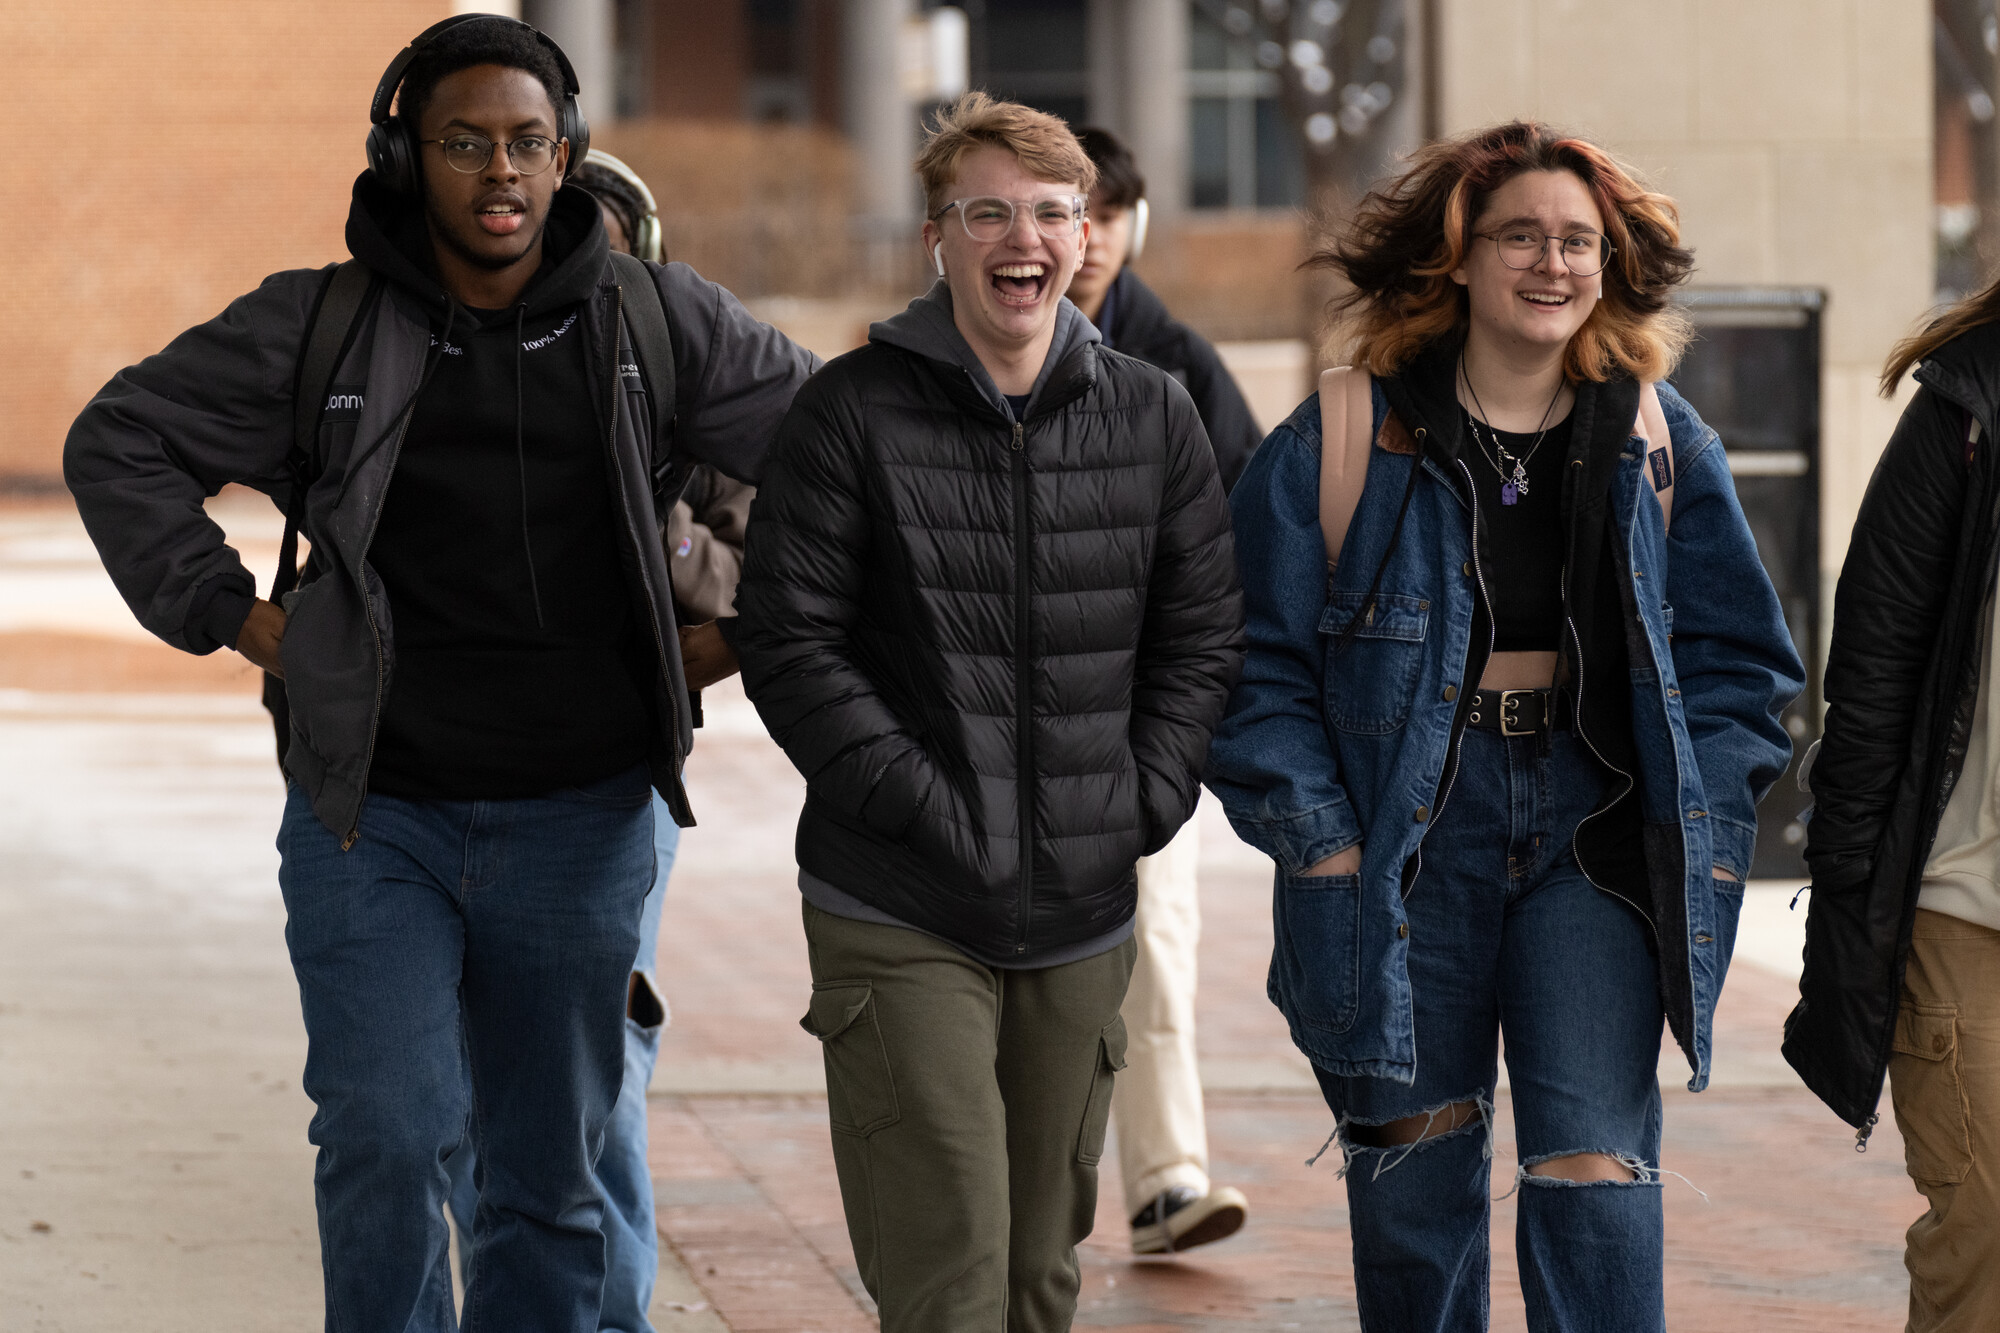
[1669,286,1824,878]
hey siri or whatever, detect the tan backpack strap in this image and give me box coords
[1633,381,1674,532]
[1318,366,1375,568]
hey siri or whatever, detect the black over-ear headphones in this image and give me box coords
[365,13,590,196]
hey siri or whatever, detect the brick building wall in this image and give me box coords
[1,1,450,485]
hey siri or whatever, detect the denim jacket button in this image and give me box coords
[1414,805,1430,822]
[1462,561,1473,577]
[1443,685,1457,702]
[1397,922,1410,939]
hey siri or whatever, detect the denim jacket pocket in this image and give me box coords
[1273,871,1364,1033]
[1320,592,1430,735]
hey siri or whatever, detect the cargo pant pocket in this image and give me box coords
[1076,1015,1129,1165]
[801,982,901,1137]
[1891,1003,1972,1186]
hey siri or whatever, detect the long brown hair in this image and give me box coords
[1313,121,1695,382]
[1881,281,2000,395]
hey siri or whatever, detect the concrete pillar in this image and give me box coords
[1087,0,1127,134]
[523,0,615,124]
[845,0,918,232]
[1121,0,1187,216]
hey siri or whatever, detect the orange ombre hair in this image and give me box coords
[1314,121,1695,382]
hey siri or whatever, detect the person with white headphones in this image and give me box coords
[1066,125,1260,1256]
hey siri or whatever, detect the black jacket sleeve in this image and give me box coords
[657,262,821,488]
[62,268,323,654]
[732,369,940,837]
[1131,379,1248,852]
[1173,326,1264,494]
[1806,387,1969,890]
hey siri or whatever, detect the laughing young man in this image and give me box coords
[63,16,815,1330]
[733,93,1245,1331]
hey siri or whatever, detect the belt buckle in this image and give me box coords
[1499,689,1536,737]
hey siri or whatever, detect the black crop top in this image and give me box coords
[1465,411,1571,652]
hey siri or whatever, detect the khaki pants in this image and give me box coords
[799,901,1136,1333]
[1111,820,1211,1214]
[1889,909,2000,1333]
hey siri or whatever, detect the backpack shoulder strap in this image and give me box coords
[1318,365,1375,569]
[266,258,371,772]
[1633,381,1675,533]
[608,251,679,501]
[279,259,372,598]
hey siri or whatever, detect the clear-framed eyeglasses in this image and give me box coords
[1476,227,1614,278]
[932,195,1087,243]
[420,133,562,176]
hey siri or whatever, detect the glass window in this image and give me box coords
[1186,3,1302,211]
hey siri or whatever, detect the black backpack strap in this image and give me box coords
[278,260,373,599]
[265,259,372,770]
[607,251,679,505]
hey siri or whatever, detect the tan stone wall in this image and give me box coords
[0,1,450,483]
[1436,0,1933,590]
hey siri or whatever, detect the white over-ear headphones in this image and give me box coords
[584,149,662,264]
[1128,198,1150,263]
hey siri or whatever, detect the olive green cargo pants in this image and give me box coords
[800,901,1136,1333]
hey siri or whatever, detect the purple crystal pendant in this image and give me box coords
[1500,481,1520,506]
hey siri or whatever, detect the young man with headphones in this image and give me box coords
[1066,125,1262,1256]
[64,17,816,1330]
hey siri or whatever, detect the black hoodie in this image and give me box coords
[348,176,649,799]
[1094,267,1263,493]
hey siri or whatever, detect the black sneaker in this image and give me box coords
[1129,1184,1248,1255]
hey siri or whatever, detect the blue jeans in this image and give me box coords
[1312,729,1667,1333]
[446,793,681,1332]
[277,766,655,1333]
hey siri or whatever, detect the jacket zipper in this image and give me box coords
[602,285,683,765]
[1407,456,1493,894]
[1562,538,1658,942]
[1011,417,1034,954]
[342,387,422,850]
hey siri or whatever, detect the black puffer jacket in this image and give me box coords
[734,286,1245,960]
[1787,321,2000,1136]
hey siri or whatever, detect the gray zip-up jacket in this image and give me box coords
[65,174,818,842]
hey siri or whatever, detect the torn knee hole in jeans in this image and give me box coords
[1502,1151,1708,1202]
[1307,1092,1496,1182]
[627,971,667,1030]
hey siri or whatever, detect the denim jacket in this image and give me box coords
[1205,376,1804,1090]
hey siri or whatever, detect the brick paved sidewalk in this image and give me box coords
[643,681,1920,1332]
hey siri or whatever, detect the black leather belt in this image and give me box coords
[1465,687,1572,736]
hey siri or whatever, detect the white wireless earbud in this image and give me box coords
[933,246,947,278]
[1129,198,1150,263]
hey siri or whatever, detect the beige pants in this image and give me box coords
[1890,909,2000,1333]
[1111,819,1210,1213]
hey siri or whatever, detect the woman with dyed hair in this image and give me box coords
[1205,121,1804,1329]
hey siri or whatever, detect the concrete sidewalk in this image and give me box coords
[0,498,1919,1329]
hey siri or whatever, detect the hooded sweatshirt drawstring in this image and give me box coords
[514,302,547,630]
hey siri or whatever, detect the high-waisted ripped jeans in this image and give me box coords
[1312,728,1668,1333]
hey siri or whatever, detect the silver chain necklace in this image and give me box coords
[1459,355,1565,507]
